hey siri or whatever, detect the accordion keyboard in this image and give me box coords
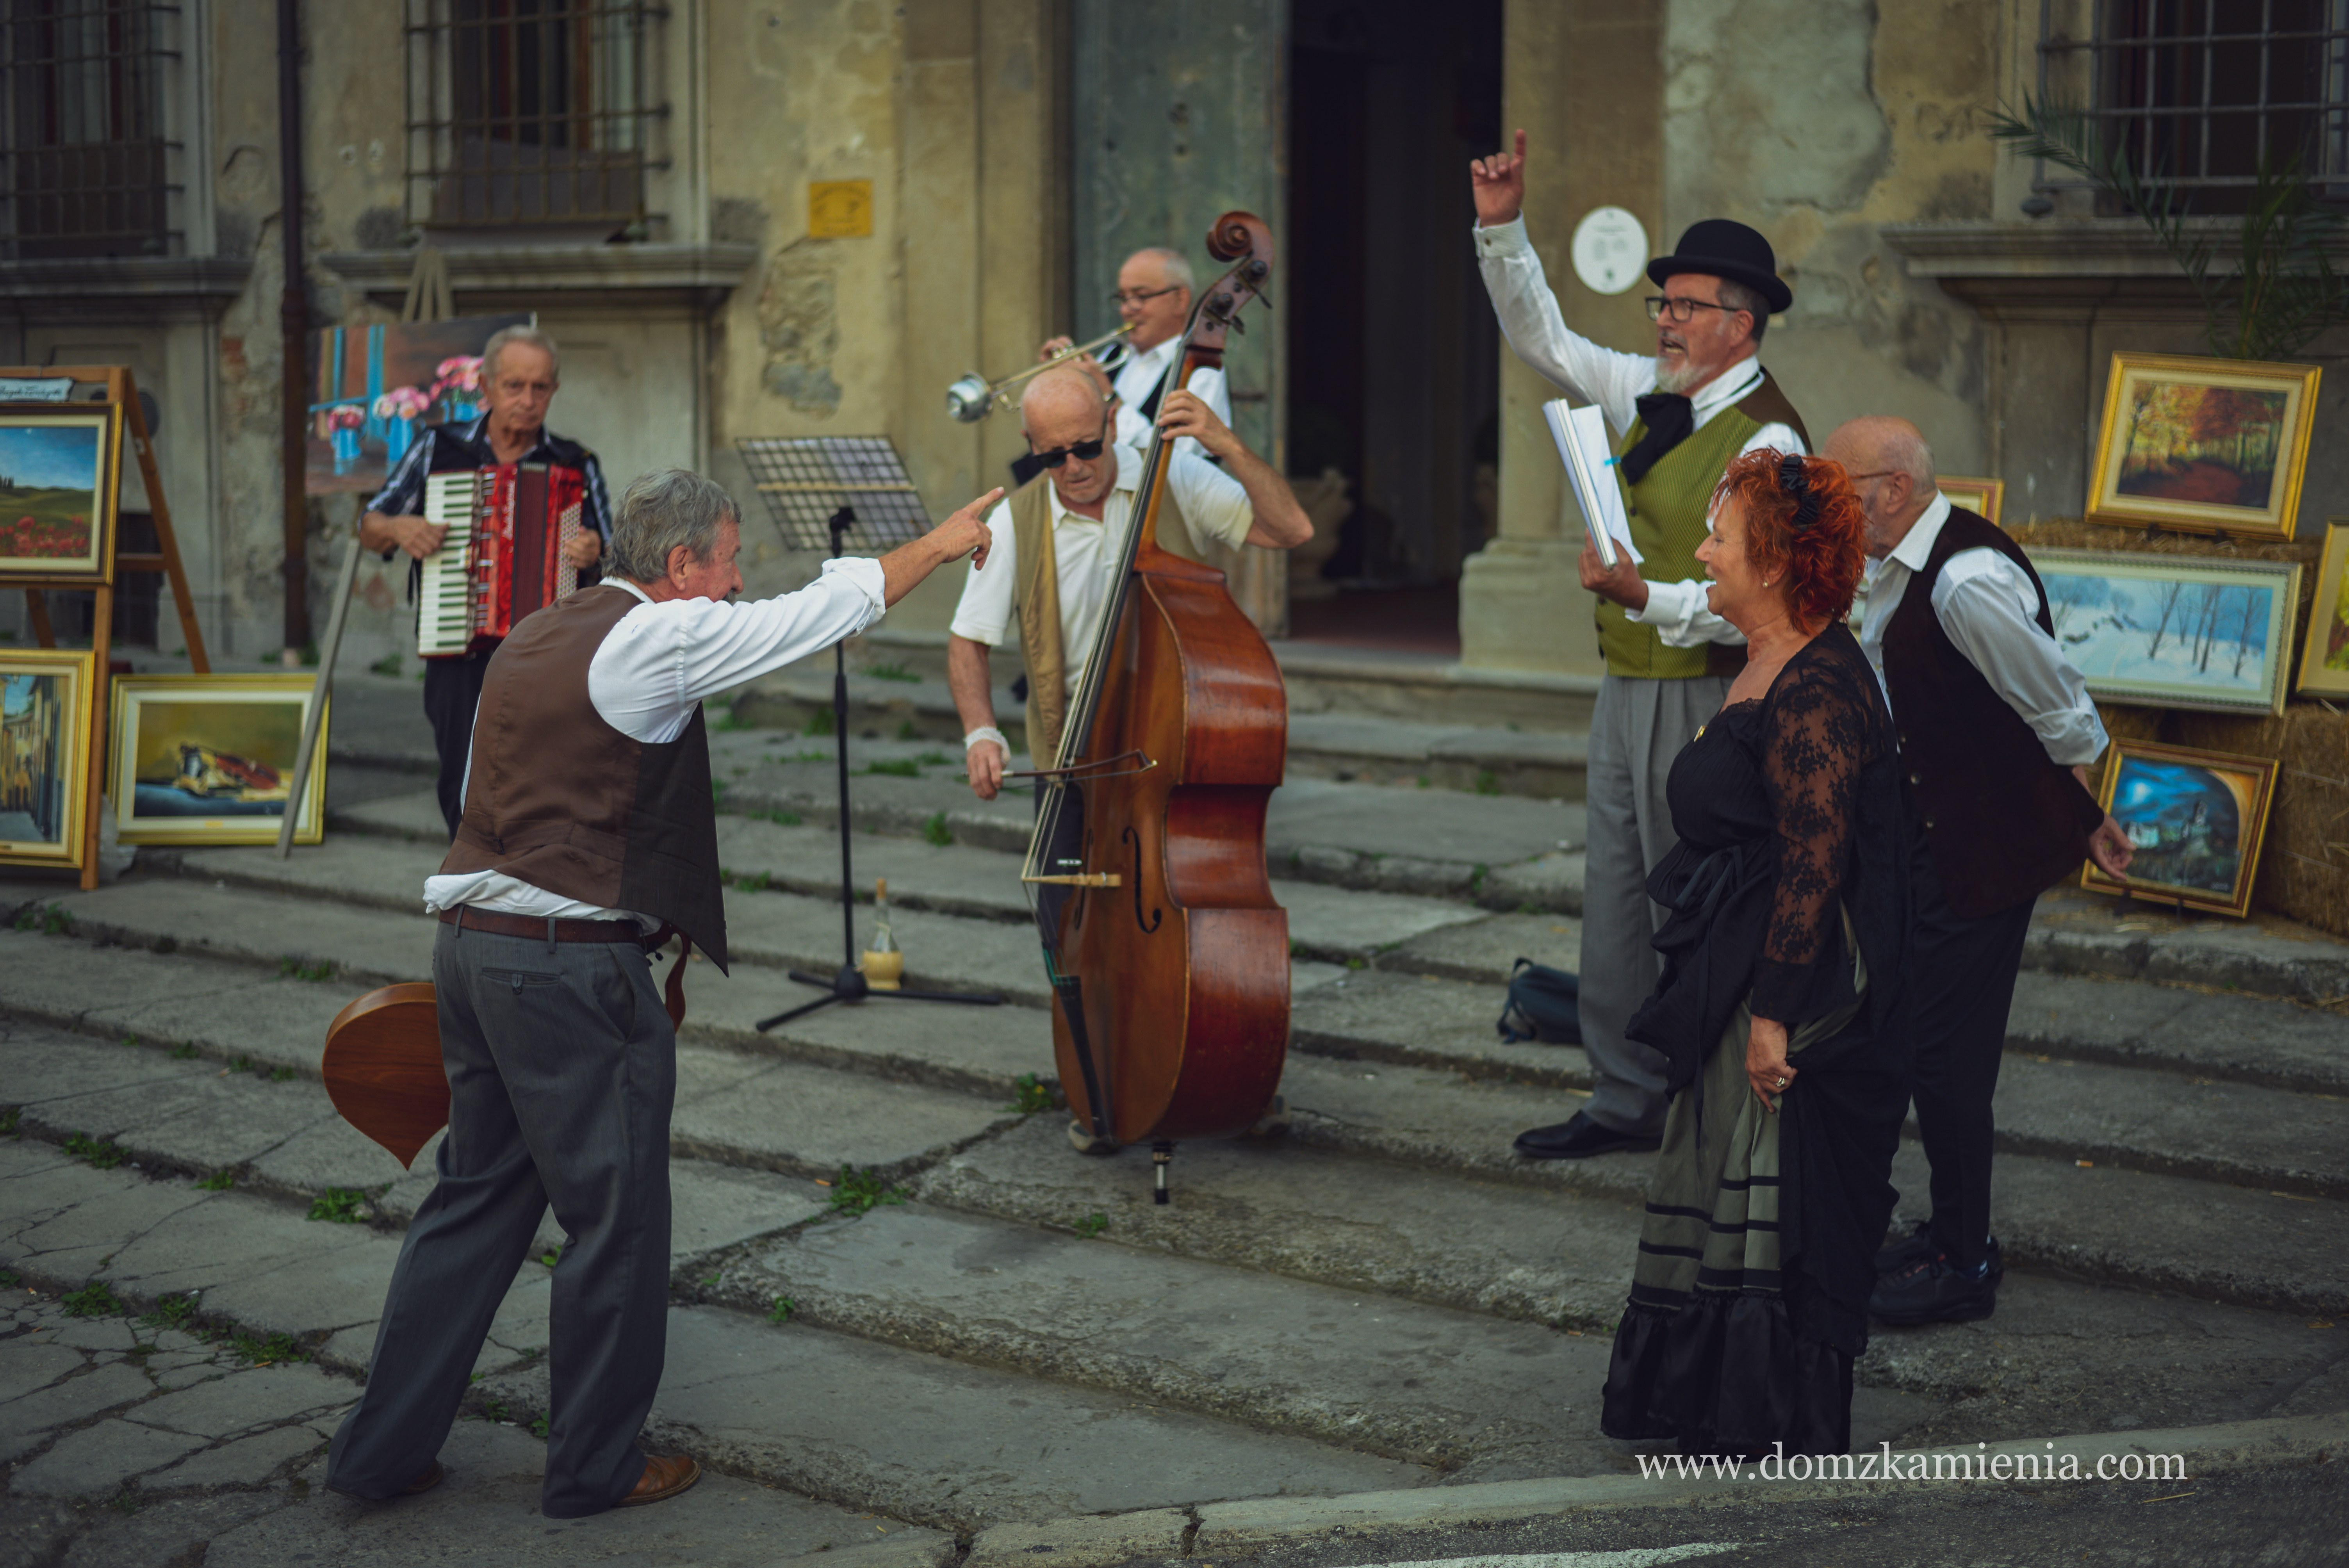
[416,471,481,657]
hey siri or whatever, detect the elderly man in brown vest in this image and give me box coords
[946,365,1312,802]
[325,467,996,1518]
[1828,415,2132,1326]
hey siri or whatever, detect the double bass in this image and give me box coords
[1024,212,1288,1203]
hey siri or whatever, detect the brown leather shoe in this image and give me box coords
[403,1460,446,1496]
[616,1452,699,1508]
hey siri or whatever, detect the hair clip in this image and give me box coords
[1779,453,1820,532]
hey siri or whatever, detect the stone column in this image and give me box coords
[1458,0,1661,678]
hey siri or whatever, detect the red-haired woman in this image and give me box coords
[1599,449,1910,1458]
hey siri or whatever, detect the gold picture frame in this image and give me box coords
[0,401,123,583]
[2083,739,2278,919]
[2030,548,2300,716]
[1937,475,2003,526]
[2296,519,2349,698]
[2086,352,2319,540]
[110,675,328,846]
[0,649,96,870]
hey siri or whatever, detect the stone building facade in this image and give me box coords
[3,0,2340,679]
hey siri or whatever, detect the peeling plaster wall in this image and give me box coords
[1660,0,1998,470]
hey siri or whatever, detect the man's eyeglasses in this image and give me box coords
[1645,295,1747,325]
[1028,423,1111,470]
[1109,285,1182,308]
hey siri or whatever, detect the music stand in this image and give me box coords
[734,435,1002,1028]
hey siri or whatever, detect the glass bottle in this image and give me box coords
[862,877,903,990]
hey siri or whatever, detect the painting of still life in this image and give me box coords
[2087,353,2317,539]
[0,404,122,581]
[304,313,533,495]
[2082,741,2277,919]
[110,676,327,845]
[0,651,94,868]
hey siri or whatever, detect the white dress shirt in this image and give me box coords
[1107,335,1229,458]
[1474,215,1804,647]
[1857,492,2108,766]
[423,560,889,924]
[949,441,1254,695]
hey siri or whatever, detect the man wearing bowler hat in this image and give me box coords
[1469,130,1810,1160]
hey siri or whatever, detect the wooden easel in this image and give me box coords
[10,366,210,889]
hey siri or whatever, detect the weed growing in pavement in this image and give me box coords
[914,750,950,768]
[63,1282,119,1318]
[725,869,771,893]
[769,1296,795,1324]
[228,1055,253,1074]
[196,1170,235,1191]
[530,1415,550,1439]
[712,779,730,804]
[140,1294,200,1331]
[222,1329,306,1366]
[771,809,804,826]
[1342,957,1366,971]
[1003,1073,1056,1114]
[482,1401,509,1422]
[15,902,71,934]
[369,652,403,677]
[278,956,336,981]
[0,1269,18,1288]
[169,1043,199,1060]
[0,1107,17,1137]
[1074,1213,1109,1238]
[803,708,835,737]
[794,750,830,764]
[825,1166,907,1217]
[1469,863,1490,896]
[65,1133,126,1170]
[897,720,918,740]
[1474,770,1501,796]
[865,663,920,683]
[922,811,953,846]
[109,1489,140,1515]
[119,1034,139,1048]
[308,1188,367,1224]
[866,758,920,777]
[270,1067,295,1082]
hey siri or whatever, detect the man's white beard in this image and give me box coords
[1652,355,1705,396]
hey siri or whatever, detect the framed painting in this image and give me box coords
[2297,519,2349,699]
[306,314,532,495]
[0,401,123,582]
[0,650,96,870]
[109,675,327,846]
[2086,353,2318,539]
[1937,475,2003,526]
[2083,740,2278,919]
[2029,549,2301,715]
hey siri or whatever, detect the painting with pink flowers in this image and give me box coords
[304,314,533,494]
[0,403,123,583]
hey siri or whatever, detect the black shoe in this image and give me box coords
[1876,1224,2005,1281]
[1870,1255,2000,1325]
[1513,1112,1660,1160]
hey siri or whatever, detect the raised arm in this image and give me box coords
[1157,391,1311,549]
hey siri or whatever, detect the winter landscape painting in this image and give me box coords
[2030,549,2300,715]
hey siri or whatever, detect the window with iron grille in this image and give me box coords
[0,0,184,260]
[2037,0,2349,212]
[406,0,668,235]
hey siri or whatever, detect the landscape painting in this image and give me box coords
[110,676,326,845]
[2032,549,2299,715]
[2083,741,2277,919]
[0,651,92,867]
[0,404,121,581]
[2087,353,2317,538]
[2297,520,2349,698]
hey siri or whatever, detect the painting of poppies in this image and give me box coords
[2088,354,2318,539]
[0,404,121,582]
[2082,741,2277,919]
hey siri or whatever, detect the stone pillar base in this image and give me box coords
[1458,538,1605,678]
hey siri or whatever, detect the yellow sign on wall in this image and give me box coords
[808,180,873,239]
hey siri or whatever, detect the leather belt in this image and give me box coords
[437,905,654,945]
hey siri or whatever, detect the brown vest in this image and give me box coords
[1880,508,2103,920]
[439,584,729,968]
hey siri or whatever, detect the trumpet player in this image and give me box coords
[1041,247,1231,456]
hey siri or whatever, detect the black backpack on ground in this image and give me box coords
[1497,958,1582,1045]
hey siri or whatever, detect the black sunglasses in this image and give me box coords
[1028,421,1112,470]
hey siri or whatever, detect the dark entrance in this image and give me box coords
[1285,0,1503,653]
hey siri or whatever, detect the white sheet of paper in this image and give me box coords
[1543,399,1642,568]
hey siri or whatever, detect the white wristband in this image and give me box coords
[963,725,1009,755]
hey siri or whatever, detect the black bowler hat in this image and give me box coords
[1647,219,1793,316]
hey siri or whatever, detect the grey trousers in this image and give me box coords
[1578,671,1731,1136]
[326,921,676,1518]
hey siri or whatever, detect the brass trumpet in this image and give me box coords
[945,324,1134,423]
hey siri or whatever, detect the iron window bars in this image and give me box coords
[0,0,183,260]
[405,0,667,233]
[2035,0,2349,212]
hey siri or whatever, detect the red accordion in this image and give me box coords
[415,463,587,658]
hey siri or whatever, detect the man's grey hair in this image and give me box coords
[481,324,561,383]
[1715,279,1770,343]
[1880,422,1937,488]
[609,469,738,583]
[1134,246,1194,293]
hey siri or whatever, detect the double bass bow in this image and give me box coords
[1023,212,1287,1203]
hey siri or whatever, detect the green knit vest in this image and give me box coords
[1598,406,1759,677]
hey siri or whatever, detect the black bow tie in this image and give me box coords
[1620,392,1695,485]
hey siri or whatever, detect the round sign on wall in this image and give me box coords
[1571,207,1649,296]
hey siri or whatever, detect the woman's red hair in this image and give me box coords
[1711,448,1867,634]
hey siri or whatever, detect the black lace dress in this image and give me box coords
[1600,622,1911,1457]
